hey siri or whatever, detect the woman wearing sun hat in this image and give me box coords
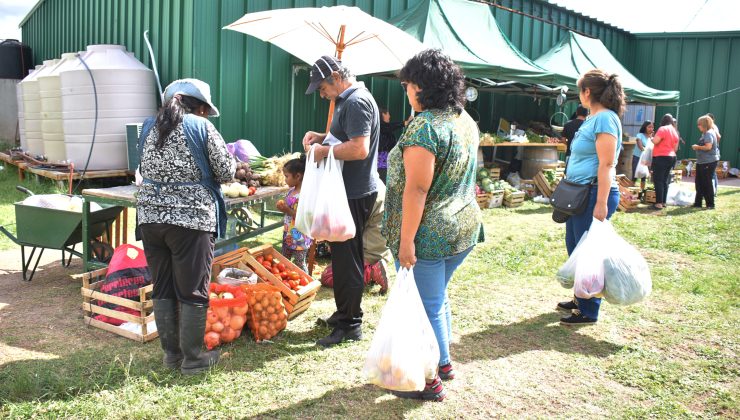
[137,78,235,374]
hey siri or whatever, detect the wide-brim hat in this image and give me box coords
[164,78,220,117]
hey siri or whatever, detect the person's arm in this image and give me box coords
[311,135,370,162]
[652,133,663,145]
[205,122,237,183]
[636,135,645,152]
[397,146,435,268]
[692,134,714,151]
[593,133,617,221]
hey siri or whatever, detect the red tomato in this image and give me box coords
[256,256,264,264]
[262,261,272,270]
[265,254,273,262]
[289,272,300,280]
[299,277,309,286]
[276,263,286,272]
[288,280,297,289]
[271,267,281,275]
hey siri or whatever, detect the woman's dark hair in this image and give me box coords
[577,69,626,117]
[659,113,674,127]
[639,120,653,134]
[398,49,466,114]
[379,106,389,114]
[283,155,306,175]
[155,94,209,147]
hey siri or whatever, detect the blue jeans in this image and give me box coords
[395,247,473,366]
[565,186,619,320]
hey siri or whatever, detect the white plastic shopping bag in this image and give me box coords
[555,233,589,289]
[602,235,652,305]
[309,146,356,242]
[639,141,653,166]
[363,268,439,391]
[572,218,612,299]
[666,183,695,207]
[635,160,650,179]
[294,145,324,236]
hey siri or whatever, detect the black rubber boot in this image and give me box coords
[152,299,183,369]
[179,303,220,375]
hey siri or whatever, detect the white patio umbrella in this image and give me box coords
[224,5,425,76]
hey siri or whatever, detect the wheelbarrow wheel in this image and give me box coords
[90,241,114,264]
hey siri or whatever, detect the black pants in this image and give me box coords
[330,193,377,329]
[694,161,717,208]
[652,156,675,205]
[140,223,215,306]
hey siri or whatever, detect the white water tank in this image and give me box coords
[22,59,58,155]
[60,45,156,170]
[38,53,79,163]
[16,65,41,151]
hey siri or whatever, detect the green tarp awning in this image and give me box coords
[535,32,680,105]
[389,0,565,87]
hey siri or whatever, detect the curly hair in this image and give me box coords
[577,69,626,117]
[398,49,466,114]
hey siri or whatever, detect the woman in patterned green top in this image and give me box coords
[382,49,483,402]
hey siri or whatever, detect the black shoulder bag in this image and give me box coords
[550,179,593,223]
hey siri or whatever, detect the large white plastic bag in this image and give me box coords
[573,218,614,299]
[635,160,650,179]
[310,146,356,242]
[666,183,695,207]
[294,145,324,236]
[555,233,589,289]
[363,268,439,391]
[639,141,653,166]
[603,237,652,305]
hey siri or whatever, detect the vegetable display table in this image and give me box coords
[81,185,288,271]
[480,142,566,179]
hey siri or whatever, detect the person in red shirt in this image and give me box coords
[650,114,680,209]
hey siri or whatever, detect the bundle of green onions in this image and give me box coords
[249,153,301,186]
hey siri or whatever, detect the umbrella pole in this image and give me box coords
[324,25,347,132]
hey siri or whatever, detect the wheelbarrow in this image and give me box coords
[0,187,125,281]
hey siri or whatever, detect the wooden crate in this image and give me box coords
[618,185,640,212]
[245,245,321,320]
[211,247,252,280]
[476,191,504,209]
[643,190,656,204]
[476,193,492,210]
[487,167,501,181]
[80,268,157,342]
[671,170,683,184]
[520,179,537,198]
[616,174,635,188]
[503,191,525,208]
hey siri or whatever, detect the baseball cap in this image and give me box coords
[305,55,342,95]
[164,78,220,117]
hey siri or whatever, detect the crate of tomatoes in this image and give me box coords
[244,244,322,320]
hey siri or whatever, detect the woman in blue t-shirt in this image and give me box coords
[557,69,625,326]
[632,120,653,186]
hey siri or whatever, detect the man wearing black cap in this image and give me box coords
[303,55,380,347]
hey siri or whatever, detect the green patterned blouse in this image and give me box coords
[382,108,484,260]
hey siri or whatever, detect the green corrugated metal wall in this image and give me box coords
[21,0,633,156]
[632,32,740,167]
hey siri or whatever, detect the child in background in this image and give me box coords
[276,156,312,272]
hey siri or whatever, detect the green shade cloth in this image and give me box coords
[389,0,564,87]
[535,32,680,105]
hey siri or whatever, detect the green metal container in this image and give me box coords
[14,202,122,249]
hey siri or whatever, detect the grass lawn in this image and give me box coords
[0,164,737,418]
